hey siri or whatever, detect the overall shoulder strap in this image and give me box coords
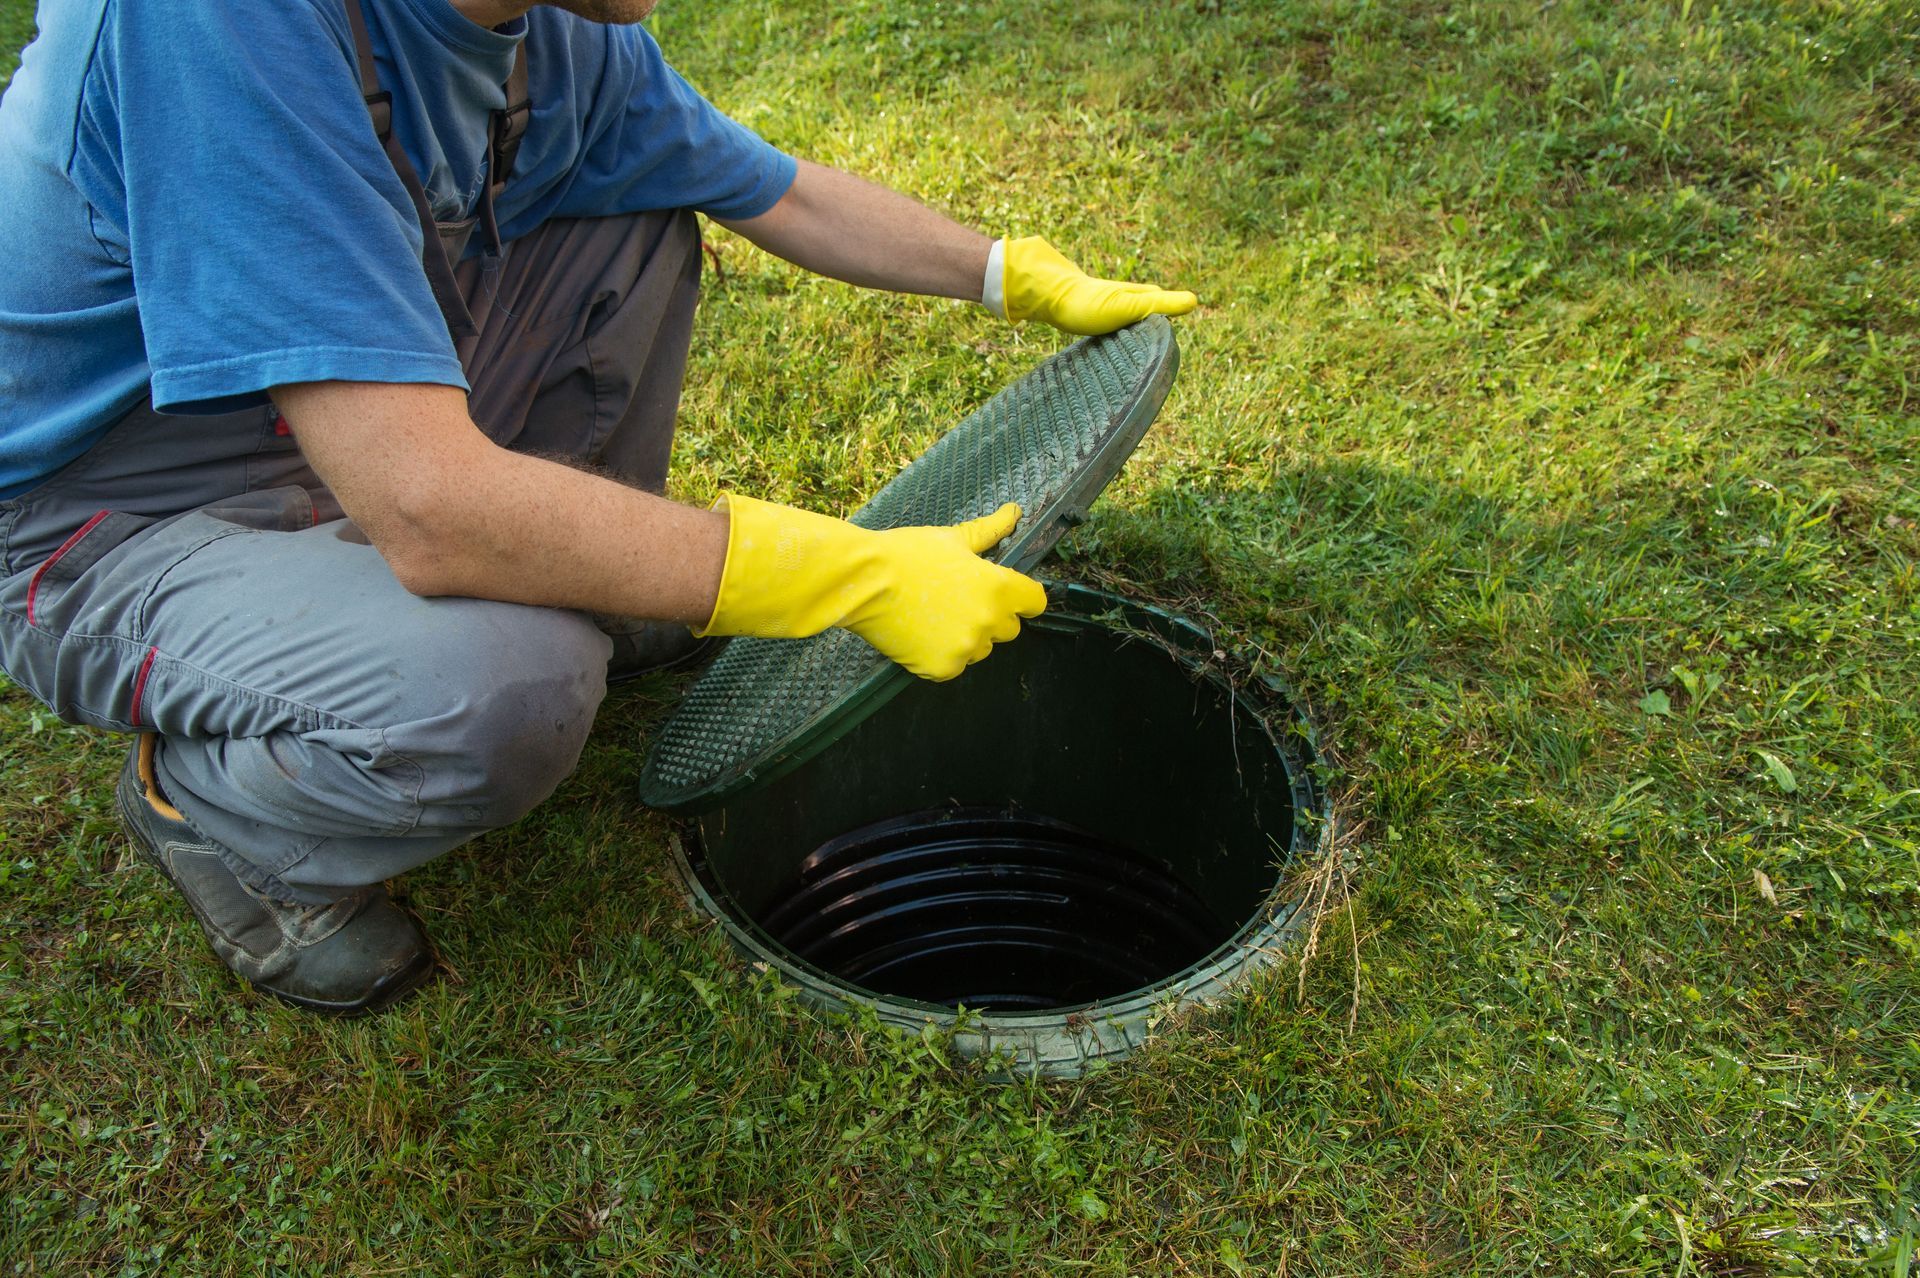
[342,0,479,340]
[344,0,393,140]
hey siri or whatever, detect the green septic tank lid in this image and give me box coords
[638,315,1180,815]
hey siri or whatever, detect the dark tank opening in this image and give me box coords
[687,590,1315,1016]
[760,807,1236,1010]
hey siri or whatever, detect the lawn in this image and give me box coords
[3,0,1917,1273]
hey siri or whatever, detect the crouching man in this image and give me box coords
[0,0,1194,1012]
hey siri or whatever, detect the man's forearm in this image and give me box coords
[270,379,1044,683]
[391,448,729,622]
[273,381,728,623]
[714,158,991,302]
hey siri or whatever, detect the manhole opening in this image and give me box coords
[682,588,1325,1048]
[759,805,1238,1011]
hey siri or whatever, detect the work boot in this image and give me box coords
[599,615,728,684]
[116,735,434,1015]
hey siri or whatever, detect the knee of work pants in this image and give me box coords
[143,588,614,903]
[149,607,614,911]
[52,514,620,895]
[380,600,611,834]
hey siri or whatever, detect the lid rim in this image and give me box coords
[640,317,1181,814]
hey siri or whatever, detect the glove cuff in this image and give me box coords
[694,493,884,641]
[981,237,1007,321]
[690,494,742,638]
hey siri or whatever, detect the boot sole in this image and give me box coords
[119,778,436,1018]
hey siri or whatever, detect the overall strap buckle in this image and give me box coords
[488,71,531,190]
[479,43,531,258]
[364,89,394,142]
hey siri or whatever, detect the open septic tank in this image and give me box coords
[640,317,1330,1076]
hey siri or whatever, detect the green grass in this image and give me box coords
[5,0,1919,1272]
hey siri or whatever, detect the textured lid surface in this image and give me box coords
[638,315,1180,813]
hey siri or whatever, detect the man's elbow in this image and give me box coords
[385,546,461,598]
[367,481,467,598]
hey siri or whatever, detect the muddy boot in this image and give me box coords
[117,735,434,1015]
[598,615,727,684]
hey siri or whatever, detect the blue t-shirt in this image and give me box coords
[0,0,796,497]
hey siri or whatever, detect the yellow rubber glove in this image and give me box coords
[1000,236,1198,336]
[695,495,1048,682]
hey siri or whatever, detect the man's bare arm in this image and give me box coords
[712,158,991,301]
[273,379,1045,682]
[272,380,728,622]
[714,159,1198,336]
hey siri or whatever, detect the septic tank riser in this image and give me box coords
[670,587,1330,1079]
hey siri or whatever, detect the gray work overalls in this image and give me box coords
[0,0,702,903]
